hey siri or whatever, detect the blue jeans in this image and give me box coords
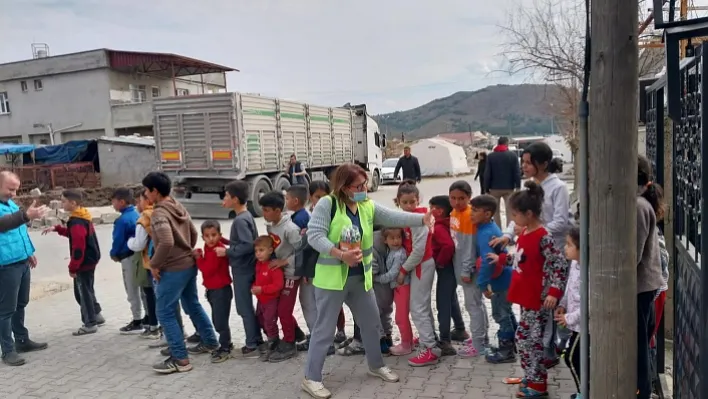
[0,261,30,355]
[155,267,217,360]
[232,271,262,348]
[491,291,517,341]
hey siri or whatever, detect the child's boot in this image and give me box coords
[485,339,516,363]
[389,342,413,356]
[260,338,278,362]
[516,381,549,398]
[407,347,439,367]
[269,340,297,362]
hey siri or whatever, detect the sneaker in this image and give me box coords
[380,337,391,355]
[269,341,297,363]
[139,327,160,339]
[389,343,413,356]
[408,348,439,367]
[438,341,457,356]
[95,313,106,326]
[187,342,219,355]
[450,328,470,342]
[259,340,279,362]
[72,325,98,336]
[235,345,260,359]
[367,366,399,383]
[1,352,26,366]
[186,332,201,344]
[160,347,171,357]
[149,335,169,349]
[211,347,232,363]
[457,339,480,358]
[297,340,310,352]
[15,339,48,353]
[295,327,307,343]
[336,336,352,349]
[119,320,143,335]
[486,339,516,364]
[337,339,365,356]
[152,357,192,374]
[301,379,332,399]
[333,330,347,344]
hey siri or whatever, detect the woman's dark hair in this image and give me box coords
[397,179,419,198]
[478,151,487,160]
[638,155,666,219]
[567,224,580,248]
[308,180,330,196]
[509,180,544,217]
[449,180,473,197]
[522,142,562,174]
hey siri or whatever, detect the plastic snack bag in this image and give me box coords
[340,225,362,252]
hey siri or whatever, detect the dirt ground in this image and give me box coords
[13,185,144,208]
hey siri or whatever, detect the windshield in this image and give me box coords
[383,158,398,167]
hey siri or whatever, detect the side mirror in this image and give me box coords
[381,135,387,148]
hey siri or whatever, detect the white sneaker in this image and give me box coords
[148,335,169,349]
[368,366,399,383]
[301,379,332,399]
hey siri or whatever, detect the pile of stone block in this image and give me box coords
[30,200,120,230]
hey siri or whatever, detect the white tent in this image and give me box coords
[410,138,470,177]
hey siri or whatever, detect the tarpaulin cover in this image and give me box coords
[30,140,98,166]
[0,144,35,155]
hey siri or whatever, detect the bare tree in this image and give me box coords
[500,0,663,162]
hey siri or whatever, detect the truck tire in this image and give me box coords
[274,176,291,193]
[369,170,380,192]
[247,176,271,217]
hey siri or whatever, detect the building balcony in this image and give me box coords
[111,100,153,129]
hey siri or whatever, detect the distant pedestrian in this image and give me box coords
[474,152,488,194]
[394,146,422,182]
[483,137,521,227]
[43,189,104,337]
[0,171,50,367]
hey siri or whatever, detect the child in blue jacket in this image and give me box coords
[111,188,143,334]
[470,194,516,364]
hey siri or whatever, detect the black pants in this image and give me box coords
[637,291,656,399]
[435,266,465,341]
[73,270,100,327]
[142,285,158,327]
[564,331,588,393]
[207,285,233,349]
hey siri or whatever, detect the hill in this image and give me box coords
[374,84,565,139]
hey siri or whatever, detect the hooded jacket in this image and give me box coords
[266,213,303,279]
[54,207,101,273]
[150,198,198,272]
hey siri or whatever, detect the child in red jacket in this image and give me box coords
[428,195,469,356]
[194,220,233,363]
[502,181,567,398]
[251,235,284,361]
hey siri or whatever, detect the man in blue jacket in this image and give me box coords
[110,188,144,334]
[0,172,50,366]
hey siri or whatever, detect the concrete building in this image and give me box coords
[0,49,236,144]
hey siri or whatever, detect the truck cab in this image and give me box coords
[348,104,385,191]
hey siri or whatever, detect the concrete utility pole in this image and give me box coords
[588,0,639,397]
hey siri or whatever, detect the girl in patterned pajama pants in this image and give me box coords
[517,308,550,391]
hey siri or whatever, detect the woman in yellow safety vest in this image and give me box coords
[301,163,431,399]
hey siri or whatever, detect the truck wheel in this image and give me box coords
[274,176,291,193]
[370,170,380,192]
[247,177,271,217]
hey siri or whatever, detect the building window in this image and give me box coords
[20,81,28,92]
[34,79,43,91]
[176,88,190,96]
[0,92,10,114]
[130,84,147,103]
[151,86,161,98]
[39,139,48,145]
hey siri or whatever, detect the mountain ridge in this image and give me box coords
[373,84,564,139]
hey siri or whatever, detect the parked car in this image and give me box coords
[380,158,403,184]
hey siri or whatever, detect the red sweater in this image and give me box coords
[506,226,567,311]
[253,260,284,303]
[196,243,232,290]
[402,207,433,278]
[431,217,455,268]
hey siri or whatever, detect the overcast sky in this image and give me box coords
[2,0,529,114]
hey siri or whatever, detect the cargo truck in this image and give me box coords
[152,92,386,218]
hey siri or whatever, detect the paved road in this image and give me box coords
[7,176,576,398]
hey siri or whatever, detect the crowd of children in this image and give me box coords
[44,141,668,399]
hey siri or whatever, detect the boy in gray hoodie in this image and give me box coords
[259,191,306,362]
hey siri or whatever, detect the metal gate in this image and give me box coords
[646,45,707,399]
